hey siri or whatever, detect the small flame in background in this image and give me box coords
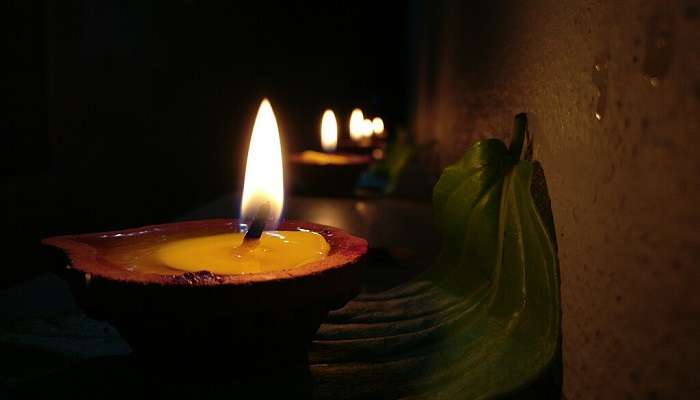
[240,98,284,229]
[372,117,384,135]
[361,118,374,138]
[321,110,338,152]
[349,108,365,141]
[349,108,385,141]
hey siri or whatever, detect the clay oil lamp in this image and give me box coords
[341,108,376,154]
[289,109,371,196]
[42,99,368,370]
[340,108,387,161]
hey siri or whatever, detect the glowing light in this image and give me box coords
[361,119,374,138]
[372,117,384,135]
[321,109,338,152]
[240,98,284,228]
[349,108,365,141]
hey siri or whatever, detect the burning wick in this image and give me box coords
[243,202,271,241]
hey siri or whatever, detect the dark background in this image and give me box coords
[5,1,700,397]
[4,0,415,286]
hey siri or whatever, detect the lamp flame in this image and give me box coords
[240,99,284,229]
[361,118,374,138]
[372,117,384,135]
[349,108,365,141]
[321,110,338,152]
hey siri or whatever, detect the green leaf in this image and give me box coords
[424,116,561,398]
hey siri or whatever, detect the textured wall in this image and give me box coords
[412,0,700,398]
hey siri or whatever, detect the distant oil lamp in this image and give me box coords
[321,109,338,152]
[346,108,374,150]
[341,107,386,160]
[290,108,371,196]
[348,108,366,143]
[43,99,367,367]
[372,117,385,137]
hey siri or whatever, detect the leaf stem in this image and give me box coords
[509,113,528,160]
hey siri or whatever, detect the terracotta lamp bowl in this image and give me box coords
[289,153,372,196]
[43,219,367,369]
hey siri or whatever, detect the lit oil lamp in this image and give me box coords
[339,107,387,162]
[289,109,371,196]
[343,108,374,151]
[42,99,368,368]
[371,116,385,137]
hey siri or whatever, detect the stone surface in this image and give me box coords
[412,0,700,398]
